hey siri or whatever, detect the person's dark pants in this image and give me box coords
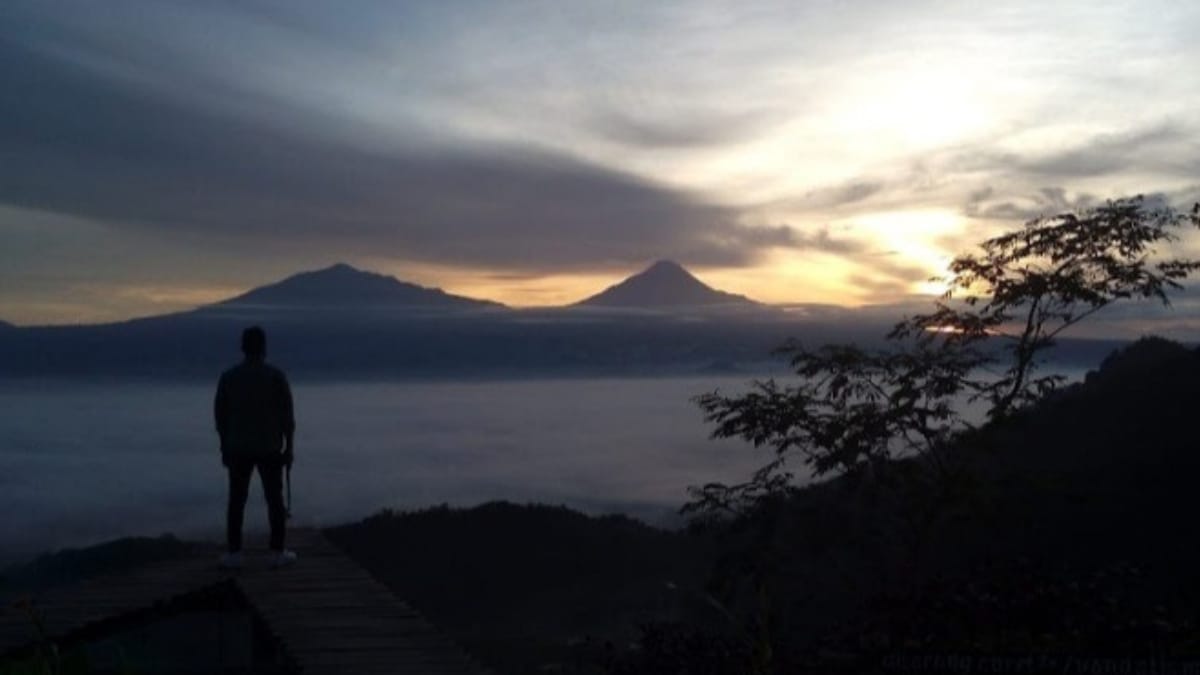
[226,455,287,553]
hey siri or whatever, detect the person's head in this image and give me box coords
[241,326,267,360]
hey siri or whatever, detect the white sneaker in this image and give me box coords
[219,552,243,570]
[271,549,298,568]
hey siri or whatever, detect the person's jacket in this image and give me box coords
[214,359,294,457]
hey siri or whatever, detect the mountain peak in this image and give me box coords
[215,264,502,310]
[642,259,692,278]
[299,262,382,280]
[320,262,366,275]
[577,260,756,308]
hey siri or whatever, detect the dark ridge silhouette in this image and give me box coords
[325,502,712,675]
[215,262,503,310]
[0,319,12,329]
[576,259,757,307]
[715,336,1200,669]
[0,307,1120,379]
[0,259,1125,380]
[1083,333,1191,386]
[0,534,204,596]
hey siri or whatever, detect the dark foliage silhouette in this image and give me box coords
[687,197,1200,672]
[694,197,1200,511]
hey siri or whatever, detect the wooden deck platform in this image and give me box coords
[0,528,490,674]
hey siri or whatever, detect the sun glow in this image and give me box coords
[830,66,990,150]
[703,250,867,306]
[848,209,962,295]
[367,259,632,307]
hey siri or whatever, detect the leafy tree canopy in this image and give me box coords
[692,196,1200,516]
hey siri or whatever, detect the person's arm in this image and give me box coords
[279,371,295,466]
[214,374,229,466]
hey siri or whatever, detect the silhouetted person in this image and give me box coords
[214,326,296,568]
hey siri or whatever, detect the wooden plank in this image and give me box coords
[257,606,423,618]
[249,595,416,608]
[240,572,381,582]
[266,618,434,631]
[262,611,428,624]
[288,636,462,652]
[245,586,391,598]
[289,624,453,639]
[300,656,461,666]
[291,647,486,664]
[1,528,491,674]
[296,653,478,666]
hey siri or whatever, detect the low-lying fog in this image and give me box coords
[0,376,768,564]
[1,362,1093,566]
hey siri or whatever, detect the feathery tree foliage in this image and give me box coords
[691,196,1200,516]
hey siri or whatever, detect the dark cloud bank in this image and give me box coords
[0,24,815,273]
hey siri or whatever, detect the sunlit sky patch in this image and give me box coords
[1,1,1198,324]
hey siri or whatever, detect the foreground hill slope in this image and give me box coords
[747,336,1200,666]
[325,502,713,674]
[969,337,1200,562]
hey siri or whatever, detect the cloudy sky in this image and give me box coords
[2,1,1199,324]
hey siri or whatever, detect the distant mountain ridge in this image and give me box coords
[0,261,1127,380]
[577,260,756,307]
[216,263,502,310]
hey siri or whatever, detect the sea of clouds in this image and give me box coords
[0,376,767,564]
